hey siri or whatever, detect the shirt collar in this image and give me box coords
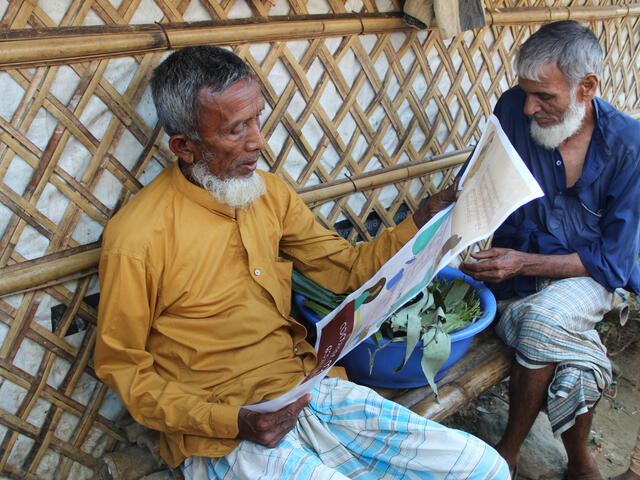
[170,163,236,218]
[573,97,608,190]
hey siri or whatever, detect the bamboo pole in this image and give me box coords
[374,329,510,410]
[0,14,407,69]
[487,5,640,25]
[0,244,100,298]
[410,348,513,422]
[2,5,640,68]
[299,149,470,207]
[0,151,467,297]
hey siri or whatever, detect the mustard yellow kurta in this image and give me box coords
[95,163,418,467]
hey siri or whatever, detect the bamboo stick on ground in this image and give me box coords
[410,349,513,422]
[374,329,513,412]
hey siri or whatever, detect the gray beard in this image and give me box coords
[530,98,587,150]
[191,161,266,209]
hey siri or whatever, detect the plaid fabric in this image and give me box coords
[182,377,509,480]
[495,277,614,435]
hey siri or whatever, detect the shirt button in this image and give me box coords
[294,347,299,353]
[254,269,261,276]
[556,160,562,166]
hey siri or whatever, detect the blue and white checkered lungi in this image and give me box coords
[495,276,614,435]
[182,377,509,480]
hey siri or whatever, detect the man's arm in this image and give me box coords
[460,248,588,283]
[95,252,241,440]
[279,179,459,293]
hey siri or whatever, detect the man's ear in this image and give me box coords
[169,134,200,165]
[578,74,599,101]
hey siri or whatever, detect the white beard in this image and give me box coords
[191,161,266,209]
[530,97,586,150]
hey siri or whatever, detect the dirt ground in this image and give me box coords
[592,310,640,478]
[443,299,640,478]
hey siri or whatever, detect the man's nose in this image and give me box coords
[523,95,540,117]
[247,120,265,151]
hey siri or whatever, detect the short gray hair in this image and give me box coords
[150,46,254,141]
[516,20,604,88]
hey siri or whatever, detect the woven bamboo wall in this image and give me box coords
[0,0,639,478]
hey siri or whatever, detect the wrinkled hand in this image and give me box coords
[459,248,525,283]
[237,394,311,447]
[413,178,460,229]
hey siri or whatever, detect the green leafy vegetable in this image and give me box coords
[291,269,346,310]
[370,277,482,402]
[419,328,451,400]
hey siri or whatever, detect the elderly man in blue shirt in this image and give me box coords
[461,20,640,480]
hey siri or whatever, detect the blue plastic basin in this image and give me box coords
[294,266,497,388]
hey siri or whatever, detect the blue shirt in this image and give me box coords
[489,86,640,299]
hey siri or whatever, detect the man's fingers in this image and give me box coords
[280,394,311,419]
[469,248,504,259]
[251,394,310,435]
[238,397,309,447]
[257,395,310,447]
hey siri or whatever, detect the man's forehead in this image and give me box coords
[518,62,568,88]
[197,79,264,121]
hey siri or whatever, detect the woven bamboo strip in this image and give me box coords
[0,359,123,441]
[1,6,640,68]
[0,149,469,297]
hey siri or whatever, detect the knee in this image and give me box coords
[484,445,511,480]
[516,309,565,344]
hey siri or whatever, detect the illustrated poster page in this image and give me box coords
[244,206,456,413]
[245,114,543,413]
[451,114,544,247]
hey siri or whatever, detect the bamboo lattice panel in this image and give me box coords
[0,0,639,478]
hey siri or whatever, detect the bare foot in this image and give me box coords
[610,469,640,480]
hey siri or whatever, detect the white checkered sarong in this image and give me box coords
[182,377,509,480]
[495,276,614,435]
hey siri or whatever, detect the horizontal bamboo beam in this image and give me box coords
[487,5,640,25]
[2,5,640,68]
[0,243,100,298]
[299,149,470,207]
[0,14,407,69]
[0,151,467,297]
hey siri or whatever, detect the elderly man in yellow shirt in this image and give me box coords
[95,45,508,480]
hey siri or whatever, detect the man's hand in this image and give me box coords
[412,179,460,229]
[237,394,311,447]
[460,249,588,283]
[459,248,525,283]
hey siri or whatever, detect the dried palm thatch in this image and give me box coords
[0,1,639,478]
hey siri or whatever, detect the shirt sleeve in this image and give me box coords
[278,186,418,293]
[575,156,640,291]
[95,251,240,439]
